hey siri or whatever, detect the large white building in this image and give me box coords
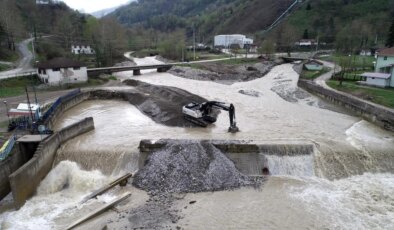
[71,44,95,55]
[214,34,253,49]
[37,58,88,85]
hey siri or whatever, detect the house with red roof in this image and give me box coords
[361,47,394,88]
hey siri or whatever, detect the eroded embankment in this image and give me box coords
[169,61,275,84]
[90,80,216,127]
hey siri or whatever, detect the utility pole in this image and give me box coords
[193,25,196,61]
[3,101,10,125]
[25,87,35,123]
[31,33,36,61]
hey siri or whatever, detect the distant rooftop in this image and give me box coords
[377,47,394,57]
[37,57,85,69]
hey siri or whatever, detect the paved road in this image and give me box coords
[314,60,341,88]
[314,60,394,112]
[0,38,36,80]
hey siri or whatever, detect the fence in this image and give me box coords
[0,136,16,160]
[40,89,81,122]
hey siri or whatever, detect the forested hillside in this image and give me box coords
[111,0,295,35]
[284,0,394,51]
[0,0,127,67]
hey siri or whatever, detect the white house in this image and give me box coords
[71,44,95,55]
[295,39,318,46]
[37,57,88,85]
[361,47,394,88]
[214,34,254,49]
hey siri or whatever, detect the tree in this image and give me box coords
[306,3,311,11]
[260,39,275,60]
[386,19,394,47]
[0,0,24,51]
[303,29,309,39]
[275,23,298,56]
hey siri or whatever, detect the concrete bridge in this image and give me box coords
[87,64,173,77]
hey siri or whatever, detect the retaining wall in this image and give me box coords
[9,117,94,208]
[45,91,91,129]
[0,145,26,200]
[298,79,394,131]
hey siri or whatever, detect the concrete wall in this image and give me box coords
[9,117,95,208]
[45,91,91,129]
[0,145,27,200]
[298,79,394,131]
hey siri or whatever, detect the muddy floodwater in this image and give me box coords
[1,58,393,229]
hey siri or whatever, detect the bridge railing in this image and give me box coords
[0,71,37,80]
[0,135,16,161]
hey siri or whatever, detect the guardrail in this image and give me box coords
[40,89,81,122]
[0,136,16,161]
[0,71,37,80]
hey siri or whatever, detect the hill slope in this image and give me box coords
[285,0,393,48]
[110,0,295,35]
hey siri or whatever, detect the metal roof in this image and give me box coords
[37,57,85,69]
[361,72,391,79]
[377,47,394,57]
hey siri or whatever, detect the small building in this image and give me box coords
[37,58,87,85]
[304,60,324,71]
[360,72,391,88]
[360,47,394,88]
[359,49,372,56]
[7,103,42,130]
[71,44,95,55]
[214,34,254,49]
[295,39,318,46]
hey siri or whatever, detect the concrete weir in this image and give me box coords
[139,139,316,176]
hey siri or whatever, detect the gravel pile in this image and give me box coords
[169,61,275,85]
[133,140,262,194]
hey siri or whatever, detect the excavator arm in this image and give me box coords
[200,101,239,133]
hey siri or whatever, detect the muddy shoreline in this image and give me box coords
[169,61,275,85]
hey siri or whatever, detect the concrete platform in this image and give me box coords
[17,135,50,143]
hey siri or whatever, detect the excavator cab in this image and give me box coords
[182,101,239,133]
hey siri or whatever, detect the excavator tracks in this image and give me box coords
[183,115,209,127]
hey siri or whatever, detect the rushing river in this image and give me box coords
[0,58,393,229]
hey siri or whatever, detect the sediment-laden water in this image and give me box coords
[1,58,393,229]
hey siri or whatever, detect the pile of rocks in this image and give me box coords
[133,140,262,195]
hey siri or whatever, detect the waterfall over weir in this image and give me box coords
[138,139,316,178]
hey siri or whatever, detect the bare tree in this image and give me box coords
[0,0,25,51]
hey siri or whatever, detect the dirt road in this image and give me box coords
[0,38,35,79]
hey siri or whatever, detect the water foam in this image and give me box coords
[0,161,110,230]
[290,173,394,230]
[264,154,314,177]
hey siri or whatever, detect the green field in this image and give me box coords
[327,80,394,108]
[300,67,330,80]
[319,55,376,69]
[0,75,41,97]
[0,63,12,72]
